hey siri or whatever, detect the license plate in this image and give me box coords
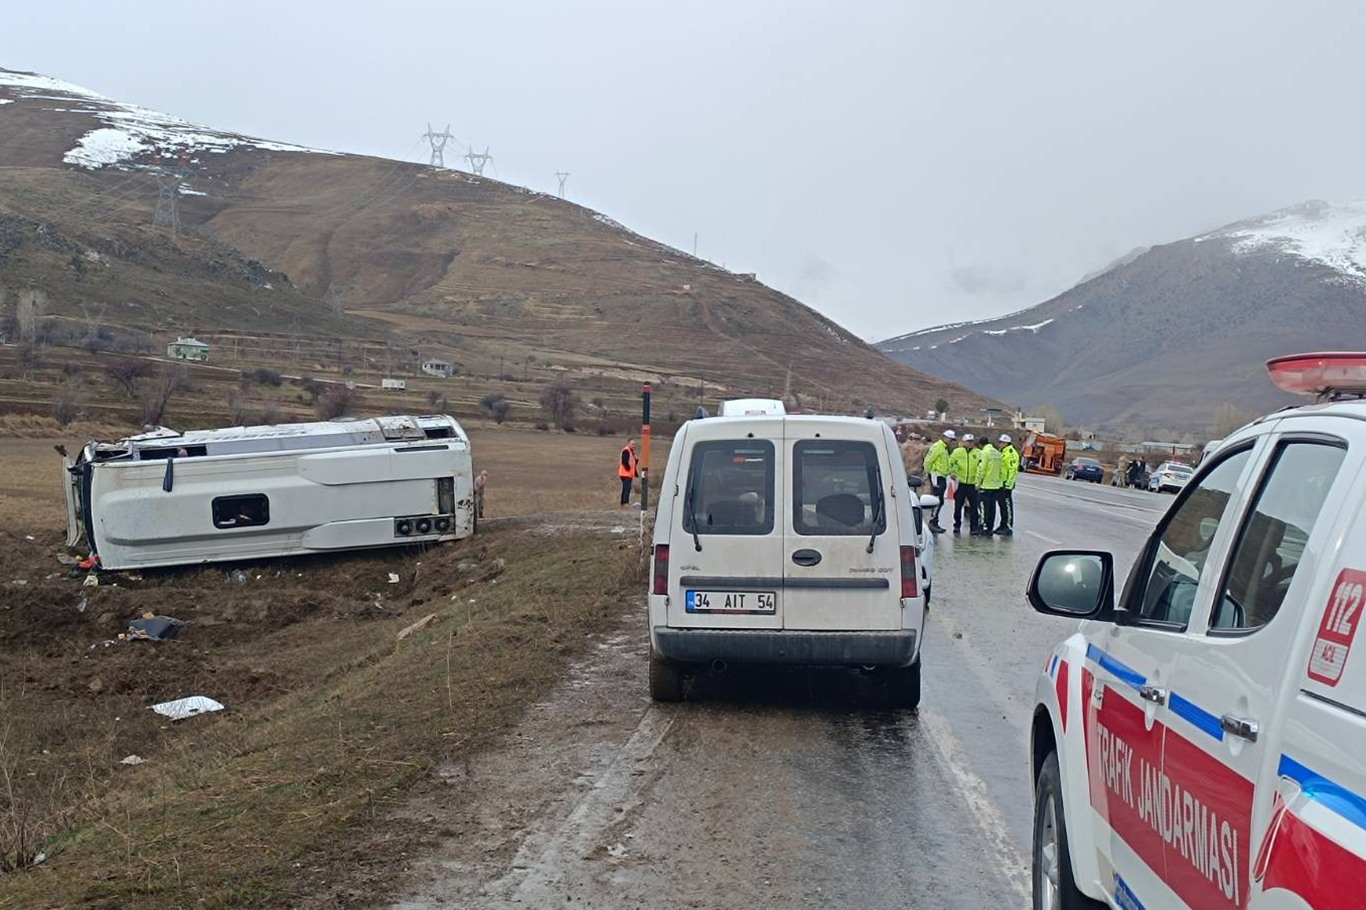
[686,590,776,614]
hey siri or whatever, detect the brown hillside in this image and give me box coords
[0,67,995,418]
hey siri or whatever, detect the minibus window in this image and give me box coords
[212,494,270,529]
[793,440,885,536]
[682,441,775,536]
[1211,441,1346,632]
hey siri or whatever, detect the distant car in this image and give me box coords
[1063,457,1104,483]
[1146,461,1193,493]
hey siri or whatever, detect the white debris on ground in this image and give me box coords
[150,696,224,722]
[0,67,337,170]
[1199,199,1366,281]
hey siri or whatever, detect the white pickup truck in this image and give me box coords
[1026,352,1366,909]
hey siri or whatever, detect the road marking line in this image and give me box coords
[504,706,674,900]
[921,708,1032,903]
[1025,530,1061,545]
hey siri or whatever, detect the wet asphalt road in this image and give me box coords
[387,474,1170,909]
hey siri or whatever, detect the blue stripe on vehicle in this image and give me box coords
[1085,643,1146,690]
[1278,754,1366,833]
[1113,872,1147,910]
[1168,691,1224,742]
[1049,654,1059,678]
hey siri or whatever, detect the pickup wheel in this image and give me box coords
[648,645,685,702]
[886,657,921,710]
[1034,752,1104,910]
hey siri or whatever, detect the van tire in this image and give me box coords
[1033,752,1104,910]
[886,657,921,709]
[649,646,685,702]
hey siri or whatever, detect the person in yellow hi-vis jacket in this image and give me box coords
[976,436,1004,536]
[949,433,979,534]
[997,434,1019,536]
[924,429,954,534]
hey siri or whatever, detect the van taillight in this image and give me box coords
[652,544,670,595]
[900,546,918,599]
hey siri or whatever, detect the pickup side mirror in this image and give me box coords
[1027,550,1115,619]
[907,475,924,489]
[918,493,940,510]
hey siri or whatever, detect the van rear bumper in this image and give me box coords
[652,626,917,667]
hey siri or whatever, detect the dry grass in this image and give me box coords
[0,523,646,908]
[0,417,653,908]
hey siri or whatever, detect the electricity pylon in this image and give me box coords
[422,123,455,167]
[555,171,570,197]
[153,172,181,237]
[465,146,493,176]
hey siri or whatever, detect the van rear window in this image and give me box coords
[793,440,885,536]
[683,441,774,536]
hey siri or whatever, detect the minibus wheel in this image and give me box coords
[649,646,685,702]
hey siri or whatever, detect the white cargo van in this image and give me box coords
[647,407,934,706]
[64,415,474,571]
[1025,352,1366,909]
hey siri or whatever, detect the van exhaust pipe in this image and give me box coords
[710,658,728,674]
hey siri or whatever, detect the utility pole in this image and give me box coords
[640,383,652,510]
[693,232,698,257]
[422,123,455,168]
[153,172,181,238]
[465,146,493,176]
[555,171,570,198]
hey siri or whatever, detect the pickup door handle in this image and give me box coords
[1221,713,1259,742]
[791,549,822,567]
[1138,685,1167,705]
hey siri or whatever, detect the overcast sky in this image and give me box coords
[6,1,1366,339]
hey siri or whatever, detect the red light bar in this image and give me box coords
[1267,352,1366,396]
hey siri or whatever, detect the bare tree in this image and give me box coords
[1211,402,1256,438]
[51,384,81,426]
[1033,403,1065,435]
[15,342,39,380]
[108,359,154,397]
[138,366,186,427]
[539,378,578,430]
[15,289,46,345]
[479,392,512,424]
[316,384,364,420]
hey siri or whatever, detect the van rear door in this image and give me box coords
[666,421,784,630]
[783,420,901,631]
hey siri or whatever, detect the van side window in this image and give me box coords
[683,441,774,535]
[1125,448,1251,627]
[1210,441,1346,632]
[793,440,885,536]
[212,494,270,529]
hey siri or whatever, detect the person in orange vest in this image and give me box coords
[619,438,640,509]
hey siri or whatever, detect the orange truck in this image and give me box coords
[1022,432,1066,475]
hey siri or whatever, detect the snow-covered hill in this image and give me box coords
[1197,199,1366,282]
[0,68,330,170]
[877,200,1366,429]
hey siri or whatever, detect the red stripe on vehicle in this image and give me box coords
[1056,658,1069,732]
[1261,799,1366,904]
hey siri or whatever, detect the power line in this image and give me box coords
[555,171,570,198]
[421,123,455,168]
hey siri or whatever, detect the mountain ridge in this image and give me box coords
[878,200,1366,430]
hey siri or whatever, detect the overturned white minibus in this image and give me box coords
[63,415,475,570]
